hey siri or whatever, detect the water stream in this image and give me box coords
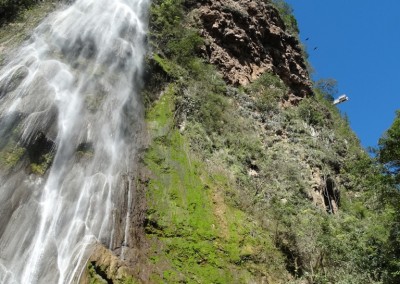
[0,0,149,283]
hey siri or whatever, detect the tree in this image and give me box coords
[314,78,338,102]
[378,110,400,184]
[377,110,400,283]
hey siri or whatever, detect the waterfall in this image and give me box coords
[0,0,149,283]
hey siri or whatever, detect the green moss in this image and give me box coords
[30,152,53,175]
[86,262,139,284]
[0,145,25,169]
[152,54,184,79]
[145,85,286,283]
[145,88,217,239]
[86,262,108,284]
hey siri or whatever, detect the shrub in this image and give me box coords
[271,0,299,35]
[297,98,326,127]
[314,78,338,102]
[0,0,42,25]
[247,72,287,113]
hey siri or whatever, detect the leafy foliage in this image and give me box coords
[378,110,400,182]
[150,0,203,65]
[315,78,338,102]
[376,110,400,283]
[271,0,299,35]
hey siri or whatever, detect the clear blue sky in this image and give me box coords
[285,0,400,148]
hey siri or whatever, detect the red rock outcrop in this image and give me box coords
[188,0,312,97]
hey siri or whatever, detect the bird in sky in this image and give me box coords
[313,47,318,50]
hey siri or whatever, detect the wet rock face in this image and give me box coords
[190,0,312,97]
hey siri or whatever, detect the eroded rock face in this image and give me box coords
[311,168,339,214]
[189,0,312,97]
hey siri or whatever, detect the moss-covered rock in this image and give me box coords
[144,83,288,283]
[0,145,25,170]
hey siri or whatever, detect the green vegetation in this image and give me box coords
[87,262,108,284]
[143,0,400,283]
[314,78,338,102]
[0,123,26,171]
[0,0,37,24]
[0,117,54,175]
[86,262,138,284]
[0,0,57,66]
[1,0,396,283]
[270,0,299,35]
[145,84,286,283]
[248,72,288,113]
[378,110,400,183]
[375,110,400,283]
[0,0,58,26]
[7,0,399,282]
[0,145,25,170]
[30,152,53,175]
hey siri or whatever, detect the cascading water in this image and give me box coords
[0,0,149,283]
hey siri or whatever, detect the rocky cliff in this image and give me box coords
[84,0,389,283]
[190,0,312,98]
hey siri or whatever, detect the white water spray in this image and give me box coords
[0,0,149,283]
